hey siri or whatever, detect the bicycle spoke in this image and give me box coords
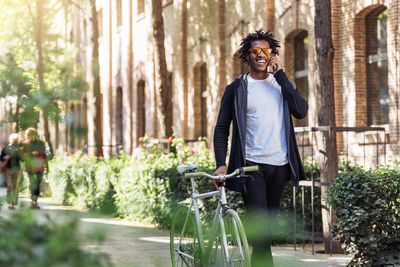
[220,209,251,267]
[170,205,201,267]
[172,166,257,267]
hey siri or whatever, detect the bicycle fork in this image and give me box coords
[218,187,245,264]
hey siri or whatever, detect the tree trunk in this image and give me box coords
[88,0,103,155]
[35,0,50,143]
[151,0,173,138]
[314,0,341,254]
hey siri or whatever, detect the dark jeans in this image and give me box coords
[28,172,43,202]
[242,160,290,267]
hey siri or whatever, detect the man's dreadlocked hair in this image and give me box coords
[238,29,280,65]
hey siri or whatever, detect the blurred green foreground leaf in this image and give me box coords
[0,202,112,267]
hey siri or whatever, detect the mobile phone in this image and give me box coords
[271,53,278,72]
[271,63,277,72]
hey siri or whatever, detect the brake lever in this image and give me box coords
[237,168,250,179]
[238,168,253,180]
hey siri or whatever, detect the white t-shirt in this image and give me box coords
[245,74,288,166]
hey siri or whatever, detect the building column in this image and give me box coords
[218,0,226,99]
[266,0,275,32]
[181,0,188,139]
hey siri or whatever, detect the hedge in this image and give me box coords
[46,138,321,241]
[328,166,400,266]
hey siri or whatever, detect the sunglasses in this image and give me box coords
[248,47,273,56]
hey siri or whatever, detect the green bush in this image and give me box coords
[47,153,118,215]
[112,138,234,229]
[0,204,111,267]
[47,139,243,229]
[46,138,322,240]
[328,166,400,266]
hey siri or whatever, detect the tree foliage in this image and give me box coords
[0,0,87,133]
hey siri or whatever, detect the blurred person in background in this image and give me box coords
[0,133,23,209]
[23,128,48,209]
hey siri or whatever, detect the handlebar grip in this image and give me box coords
[185,172,205,178]
[242,165,259,172]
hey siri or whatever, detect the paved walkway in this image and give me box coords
[0,187,351,266]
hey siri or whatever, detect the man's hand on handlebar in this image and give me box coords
[213,165,227,188]
[214,165,227,176]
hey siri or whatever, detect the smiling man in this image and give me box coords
[213,29,308,267]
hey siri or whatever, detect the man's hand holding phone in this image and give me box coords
[268,55,282,74]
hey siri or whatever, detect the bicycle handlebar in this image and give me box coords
[184,165,259,179]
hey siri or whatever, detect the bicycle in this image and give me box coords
[170,164,259,267]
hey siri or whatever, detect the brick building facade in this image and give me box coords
[41,0,399,165]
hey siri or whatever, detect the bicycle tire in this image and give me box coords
[170,205,201,267]
[219,209,251,267]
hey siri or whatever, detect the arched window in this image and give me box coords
[82,97,88,148]
[74,100,88,151]
[193,63,208,139]
[116,87,123,149]
[232,51,248,78]
[69,104,76,150]
[83,19,87,41]
[366,8,388,125]
[294,30,308,127]
[167,71,173,131]
[285,29,309,127]
[137,80,145,141]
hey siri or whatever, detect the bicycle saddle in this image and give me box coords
[177,164,198,174]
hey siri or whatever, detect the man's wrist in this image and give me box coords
[273,69,284,76]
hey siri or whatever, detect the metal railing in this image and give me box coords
[292,126,386,254]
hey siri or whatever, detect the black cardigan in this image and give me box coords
[213,70,309,193]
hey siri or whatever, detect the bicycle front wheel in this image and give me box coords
[170,205,201,267]
[219,209,251,267]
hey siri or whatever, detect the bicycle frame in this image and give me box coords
[177,177,231,264]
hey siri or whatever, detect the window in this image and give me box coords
[82,97,88,146]
[138,0,144,15]
[116,87,123,149]
[193,63,208,138]
[137,80,146,141]
[167,71,173,127]
[97,8,103,37]
[69,104,77,150]
[294,30,308,127]
[200,64,207,138]
[366,8,388,125]
[116,0,122,26]
[83,19,87,43]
